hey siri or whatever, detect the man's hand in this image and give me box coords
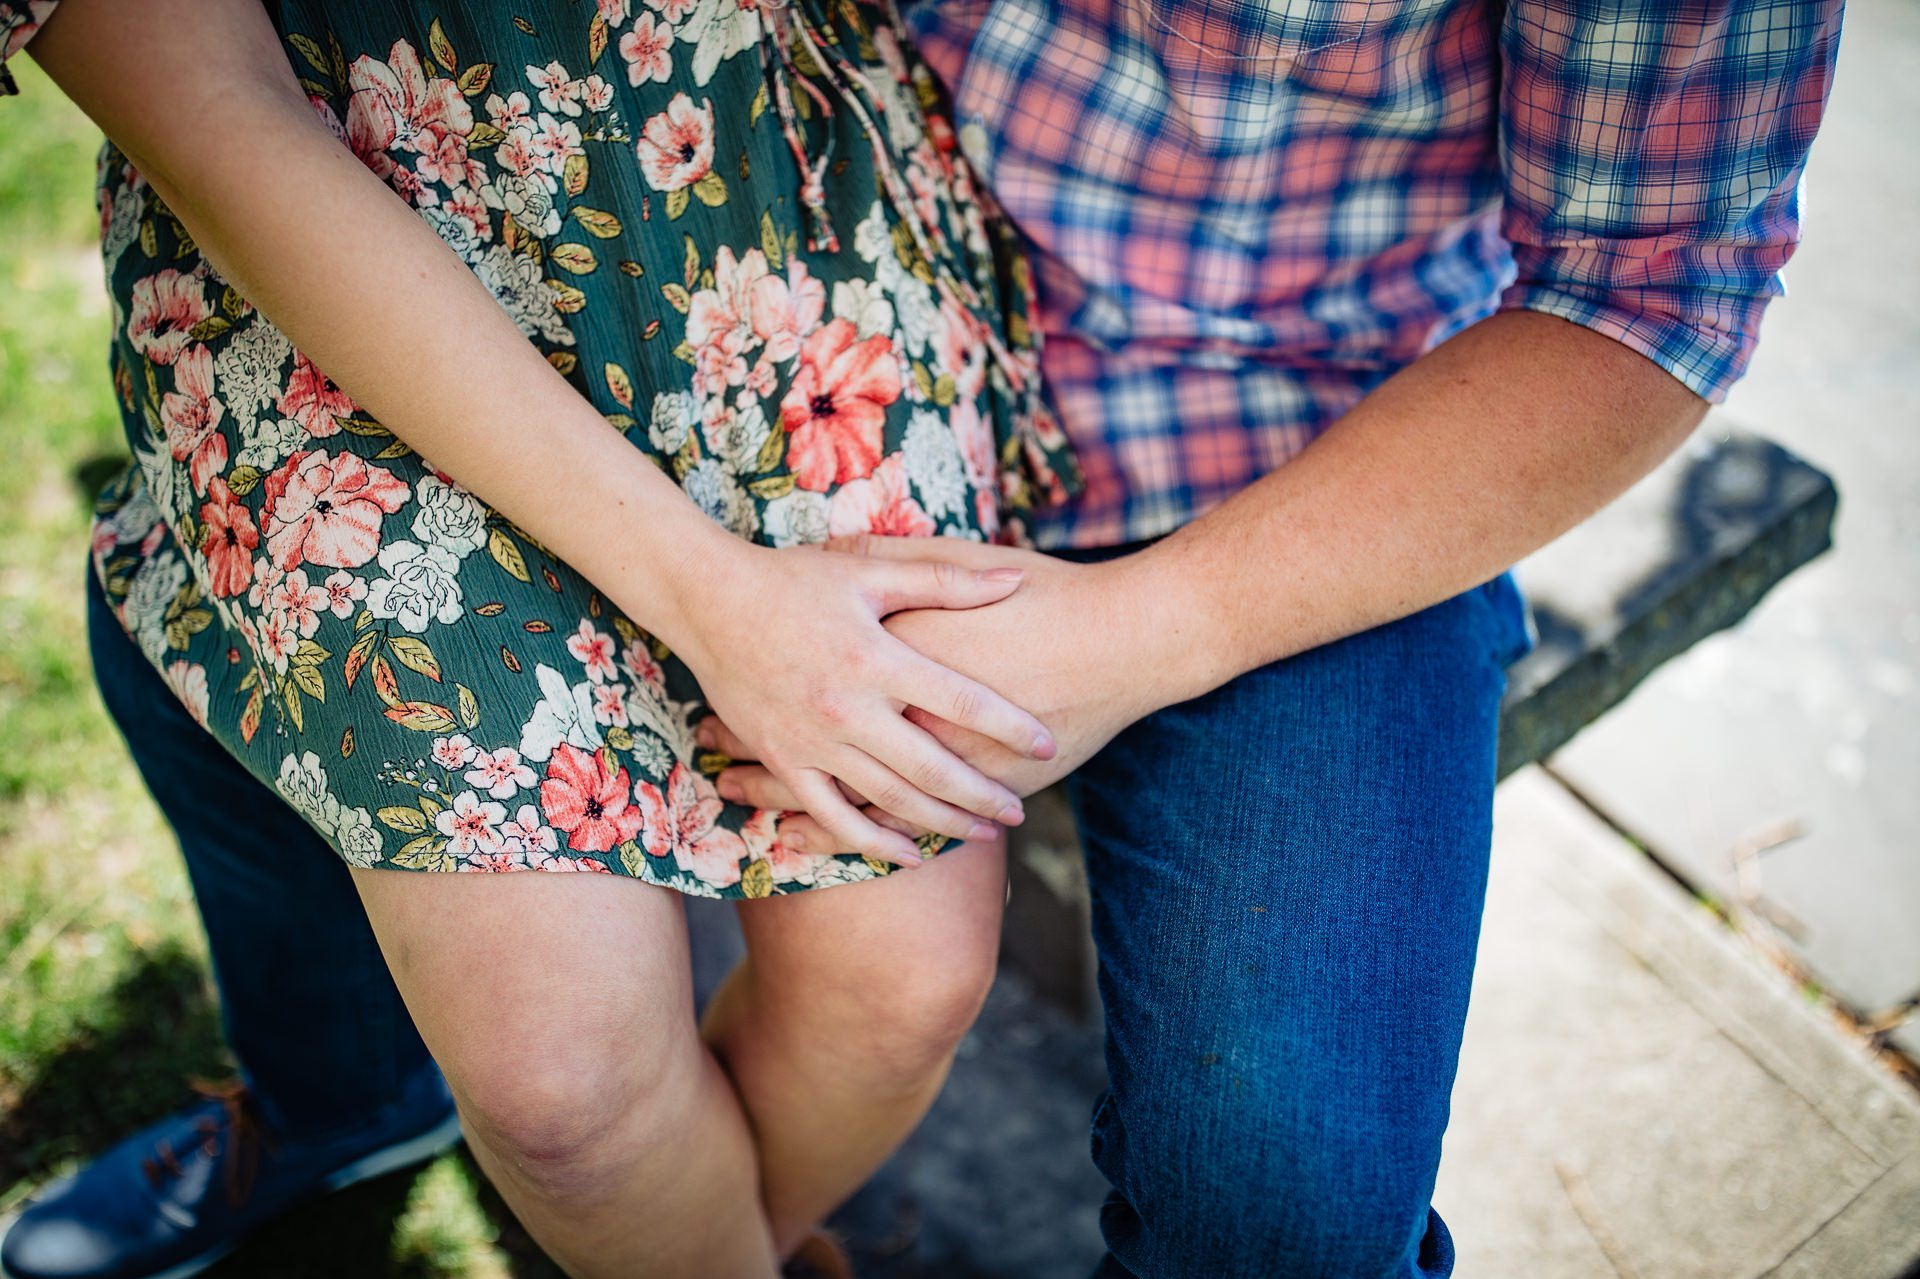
[699,535,1174,852]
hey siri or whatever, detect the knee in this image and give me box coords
[452,1026,692,1201]
[805,937,997,1085]
[1101,1097,1436,1279]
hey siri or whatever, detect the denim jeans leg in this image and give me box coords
[85,561,434,1140]
[1070,575,1531,1279]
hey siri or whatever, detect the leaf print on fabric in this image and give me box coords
[539,742,643,852]
[780,319,900,491]
[636,761,746,888]
[260,449,411,571]
[635,93,713,191]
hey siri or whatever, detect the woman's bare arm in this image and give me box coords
[27,0,1052,859]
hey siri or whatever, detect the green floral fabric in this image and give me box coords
[8,0,1078,897]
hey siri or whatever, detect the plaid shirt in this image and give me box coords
[908,0,1846,548]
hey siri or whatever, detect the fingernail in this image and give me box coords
[1030,733,1057,760]
[967,821,999,842]
[899,851,925,868]
[978,567,1025,582]
[694,723,715,749]
[997,803,1024,825]
[717,779,743,803]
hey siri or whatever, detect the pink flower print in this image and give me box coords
[741,808,828,885]
[161,345,229,495]
[597,0,631,25]
[322,569,367,618]
[526,60,584,117]
[566,620,619,683]
[198,477,259,599]
[752,260,826,363]
[780,320,900,491]
[260,449,411,572]
[269,569,327,639]
[635,762,747,888]
[461,849,530,873]
[435,789,508,858]
[591,682,630,728]
[828,454,937,539]
[620,638,666,694]
[432,734,477,769]
[466,747,538,800]
[126,269,212,366]
[276,351,358,438]
[580,74,616,112]
[648,0,697,21]
[257,610,299,672]
[540,743,644,853]
[347,40,474,168]
[635,93,714,192]
[502,803,560,857]
[486,90,533,133]
[620,12,673,87]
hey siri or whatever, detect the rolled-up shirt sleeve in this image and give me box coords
[1497,0,1845,401]
[1,1,58,96]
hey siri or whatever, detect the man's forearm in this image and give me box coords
[1124,310,1708,704]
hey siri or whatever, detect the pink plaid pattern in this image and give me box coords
[909,0,1845,547]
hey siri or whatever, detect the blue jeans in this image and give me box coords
[84,562,435,1140]
[1055,554,1533,1279]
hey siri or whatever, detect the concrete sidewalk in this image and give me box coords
[799,767,1920,1278]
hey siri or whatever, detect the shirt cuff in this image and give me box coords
[1496,281,1767,405]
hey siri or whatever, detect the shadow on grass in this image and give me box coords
[1,940,227,1189]
[2,942,566,1276]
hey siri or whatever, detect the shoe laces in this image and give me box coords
[139,1078,275,1209]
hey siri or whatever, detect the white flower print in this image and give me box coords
[471,244,575,346]
[365,539,465,633]
[649,390,696,453]
[677,0,759,86]
[410,474,490,557]
[566,620,619,682]
[213,322,295,429]
[493,169,563,238]
[902,408,968,521]
[832,278,895,341]
[276,750,345,832]
[335,805,384,868]
[761,489,831,547]
[232,416,308,475]
[682,457,758,537]
[518,663,604,763]
[702,400,770,471]
[124,551,188,661]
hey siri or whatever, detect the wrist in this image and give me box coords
[1107,537,1251,709]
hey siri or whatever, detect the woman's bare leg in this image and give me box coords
[350,868,781,1279]
[701,837,1006,1255]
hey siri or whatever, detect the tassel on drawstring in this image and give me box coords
[758,0,1032,389]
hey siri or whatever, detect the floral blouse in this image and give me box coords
[2,0,1077,897]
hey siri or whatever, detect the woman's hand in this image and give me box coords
[697,536,1182,855]
[650,538,1059,865]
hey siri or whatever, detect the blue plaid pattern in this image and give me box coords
[909,0,1846,547]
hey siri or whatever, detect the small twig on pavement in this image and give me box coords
[1554,1159,1643,1279]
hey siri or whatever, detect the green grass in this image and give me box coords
[0,60,552,1275]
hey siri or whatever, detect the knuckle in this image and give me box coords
[946,683,981,724]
